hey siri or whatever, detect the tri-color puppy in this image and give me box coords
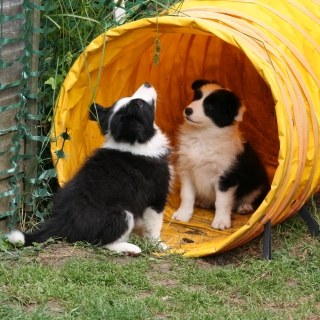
[8,83,171,255]
[171,80,269,230]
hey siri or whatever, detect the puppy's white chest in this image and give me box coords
[178,132,239,176]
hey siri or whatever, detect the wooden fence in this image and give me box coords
[0,0,39,233]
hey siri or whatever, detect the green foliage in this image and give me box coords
[39,0,180,129]
[44,75,64,90]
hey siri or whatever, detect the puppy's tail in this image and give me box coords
[7,224,58,247]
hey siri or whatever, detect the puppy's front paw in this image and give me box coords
[120,243,142,256]
[211,218,231,230]
[171,209,193,222]
[157,241,169,252]
[237,204,254,215]
[106,242,142,256]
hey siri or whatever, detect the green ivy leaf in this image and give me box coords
[55,149,66,159]
[60,131,71,141]
[44,75,64,90]
[0,238,16,251]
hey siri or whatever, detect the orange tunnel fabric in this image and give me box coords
[51,0,320,257]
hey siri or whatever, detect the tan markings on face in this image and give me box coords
[234,105,246,122]
[200,83,224,98]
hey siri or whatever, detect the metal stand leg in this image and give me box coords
[263,219,272,260]
[262,206,319,260]
[299,205,320,237]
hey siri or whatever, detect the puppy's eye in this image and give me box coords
[205,104,213,110]
[136,100,143,107]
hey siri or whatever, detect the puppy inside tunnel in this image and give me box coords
[52,1,320,257]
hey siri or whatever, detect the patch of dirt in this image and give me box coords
[34,241,155,267]
[228,295,246,305]
[307,316,320,320]
[34,243,94,267]
[285,279,297,287]
[137,292,152,299]
[22,299,64,315]
[156,278,180,287]
[0,285,9,292]
[112,256,136,264]
[201,234,264,267]
[45,300,65,315]
[157,262,172,273]
[147,269,179,287]
[147,263,179,287]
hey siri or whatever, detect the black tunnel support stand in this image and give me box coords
[299,205,320,237]
[262,205,320,260]
[263,219,272,260]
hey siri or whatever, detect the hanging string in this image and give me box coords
[153,15,161,66]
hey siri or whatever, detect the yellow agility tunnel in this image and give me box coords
[51,0,320,257]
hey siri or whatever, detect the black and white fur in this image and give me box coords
[7,83,171,255]
[171,80,269,230]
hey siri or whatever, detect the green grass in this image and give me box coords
[1,210,320,319]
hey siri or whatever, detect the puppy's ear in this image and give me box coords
[191,79,210,90]
[89,103,113,134]
[234,105,246,122]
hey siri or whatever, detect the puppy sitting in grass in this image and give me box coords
[8,83,171,255]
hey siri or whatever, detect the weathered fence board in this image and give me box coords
[0,0,25,232]
[2,40,25,63]
[0,132,24,178]
[0,178,23,221]
[2,0,24,16]
[0,62,24,85]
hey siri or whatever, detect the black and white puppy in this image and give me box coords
[171,80,269,230]
[8,83,171,255]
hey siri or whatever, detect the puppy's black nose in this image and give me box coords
[185,108,193,116]
[143,82,151,88]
